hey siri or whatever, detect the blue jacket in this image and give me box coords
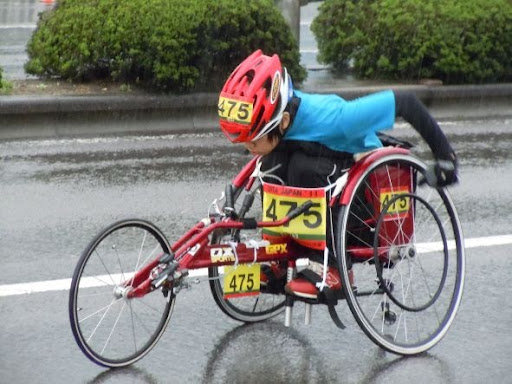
[284,90,396,154]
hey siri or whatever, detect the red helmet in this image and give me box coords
[218,50,292,143]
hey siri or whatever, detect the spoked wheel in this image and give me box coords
[69,219,174,367]
[337,153,465,355]
[208,180,286,322]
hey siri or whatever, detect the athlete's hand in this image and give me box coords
[422,154,459,187]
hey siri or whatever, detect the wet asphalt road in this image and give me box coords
[1,119,512,383]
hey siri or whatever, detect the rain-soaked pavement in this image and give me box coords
[1,118,512,383]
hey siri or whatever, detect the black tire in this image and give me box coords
[208,180,286,322]
[336,154,465,355]
[69,219,174,367]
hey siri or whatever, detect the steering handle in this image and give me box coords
[286,200,313,220]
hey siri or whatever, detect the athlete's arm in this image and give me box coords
[394,91,458,185]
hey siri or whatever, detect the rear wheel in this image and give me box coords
[337,154,465,355]
[69,219,174,367]
[208,180,286,322]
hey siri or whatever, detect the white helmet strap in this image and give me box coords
[251,68,292,142]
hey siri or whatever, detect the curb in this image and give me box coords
[1,83,511,140]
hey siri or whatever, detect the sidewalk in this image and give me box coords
[1,1,510,140]
[1,73,511,140]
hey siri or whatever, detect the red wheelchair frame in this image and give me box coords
[69,145,465,367]
[125,147,412,299]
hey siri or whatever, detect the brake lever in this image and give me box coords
[223,184,237,219]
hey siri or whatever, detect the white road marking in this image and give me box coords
[0,25,36,29]
[0,269,206,297]
[1,234,511,298]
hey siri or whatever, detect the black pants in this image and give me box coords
[260,141,354,265]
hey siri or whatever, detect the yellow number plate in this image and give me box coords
[223,264,260,298]
[380,188,410,217]
[218,95,253,125]
[262,183,326,250]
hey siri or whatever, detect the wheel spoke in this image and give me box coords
[101,301,126,355]
[338,154,464,355]
[86,297,118,342]
[94,249,118,286]
[70,220,174,367]
[80,298,120,324]
[127,231,148,287]
[113,242,126,283]
[129,301,138,352]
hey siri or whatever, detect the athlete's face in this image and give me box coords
[243,112,291,156]
[244,134,279,156]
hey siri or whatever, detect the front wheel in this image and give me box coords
[69,219,175,367]
[337,154,465,355]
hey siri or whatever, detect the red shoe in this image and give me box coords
[260,262,286,293]
[285,261,352,300]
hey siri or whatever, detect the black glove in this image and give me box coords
[422,153,459,187]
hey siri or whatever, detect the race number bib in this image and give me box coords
[379,188,410,218]
[223,264,260,298]
[262,183,327,250]
[218,94,253,125]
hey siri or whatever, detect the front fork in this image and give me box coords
[121,258,162,299]
[123,253,177,299]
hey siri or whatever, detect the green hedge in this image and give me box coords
[25,0,306,92]
[0,66,12,93]
[312,0,512,83]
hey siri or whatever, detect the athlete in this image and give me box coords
[218,50,458,300]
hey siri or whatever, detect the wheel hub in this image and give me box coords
[400,244,416,259]
[113,285,132,300]
[389,244,416,261]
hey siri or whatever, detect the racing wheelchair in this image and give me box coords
[69,145,465,367]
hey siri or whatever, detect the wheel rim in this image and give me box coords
[70,220,174,367]
[338,155,465,355]
[209,180,286,322]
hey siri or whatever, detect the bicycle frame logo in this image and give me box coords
[210,248,235,263]
[210,244,288,263]
[265,243,287,255]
